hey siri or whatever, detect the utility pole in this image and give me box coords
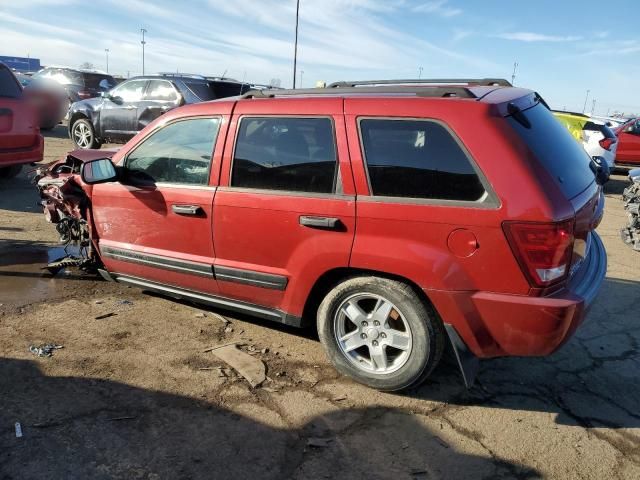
[299,69,304,88]
[292,0,300,88]
[591,98,596,115]
[104,49,109,73]
[582,89,590,114]
[511,61,518,85]
[418,66,423,79]
[140,28,147,75]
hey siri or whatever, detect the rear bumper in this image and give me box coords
[0,135,44,167]
[428,232,607,358]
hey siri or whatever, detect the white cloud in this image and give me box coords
[452,29,472,42]
[413,1,462,18]
[495,32,582,42]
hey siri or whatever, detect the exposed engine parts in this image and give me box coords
[621,168,640,252]
[34,157,100,274]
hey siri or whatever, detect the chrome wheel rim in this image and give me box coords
[73,122,91,148]
[333,293,413,374]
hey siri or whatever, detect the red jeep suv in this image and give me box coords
[36,79,607,391]
[0,62,44,178]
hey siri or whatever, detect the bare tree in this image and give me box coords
[79,62,95,70]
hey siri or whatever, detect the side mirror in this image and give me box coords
[591,156,610,186]
[81,158,118,185]
[110,95,124,105]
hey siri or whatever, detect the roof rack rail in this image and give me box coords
[240,85,480,100]
[327,78,512,88]
[206,76,242,83]
[158,72,207,80]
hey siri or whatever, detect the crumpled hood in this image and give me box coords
[67,148,118,163]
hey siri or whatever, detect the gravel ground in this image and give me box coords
[0,125,639,479]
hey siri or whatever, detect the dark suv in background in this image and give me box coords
[68,73,251,149]
[31,67,116,105]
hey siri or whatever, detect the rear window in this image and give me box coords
[185,81,249,101]
[508,103,595,199]
[0,67,21,98]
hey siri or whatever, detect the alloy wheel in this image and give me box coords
[73,122,92,148]
[333,293,413,374]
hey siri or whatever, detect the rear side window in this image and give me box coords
[211,82,249,98]
[0,67,21,98]
[184,81,214,101]
[232,117,337,193]
[359,119,485,201]
[508,103,595,199]
[145,80,178,101]
[125,118,220,185]
[83,73,116,90]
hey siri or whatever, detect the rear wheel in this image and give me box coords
[0,164,23,179]
[317,276,445,391]
[71,118,101,149]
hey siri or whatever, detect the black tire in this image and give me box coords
[0,164,23,179]
[317,276,445,391]
[70,118,101,149]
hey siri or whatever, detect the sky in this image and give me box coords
[1,0,639,115]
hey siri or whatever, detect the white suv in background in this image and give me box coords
[582,119,618,170]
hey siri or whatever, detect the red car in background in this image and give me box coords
[0,62,43,178]
[614,118,640,166]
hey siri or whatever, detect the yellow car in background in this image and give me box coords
[553,111,618,170]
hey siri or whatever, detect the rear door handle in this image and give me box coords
[299,216,341,229]
[172,204,203,216]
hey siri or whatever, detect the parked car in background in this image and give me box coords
[0,62,43,178]
[32,67,116,108]
[590,115,629,129]
[36,78,607,391]
[614,118,640,166]
[68,73,250,149]
[14,72,67,130]
[553,111,618,170]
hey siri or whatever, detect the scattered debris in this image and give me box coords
[209,343,266,387]
[108,416,136,421]
[15,422,22,438]
[621,170,640,251]
[198,367,216,371]
[275,371,286,378]
[224,326,234,333]
[29,344,63,357]
[194,313,206,318]
[261,348,269,354]
[95,312,117,320]
[401,442,409,450]
[262,387,279,393]
[307,437,332,448]
[94,300,104,305]
[332,395,347,402]
[116,300,134,306]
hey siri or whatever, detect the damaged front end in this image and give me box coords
[34,149,115,273]
[621,168,640,252]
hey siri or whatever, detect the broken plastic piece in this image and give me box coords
[210,344,266,388]
[29,344,63,357]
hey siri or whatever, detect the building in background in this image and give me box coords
[0,55,41,73]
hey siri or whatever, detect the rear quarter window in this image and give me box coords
[359,119,486,202]
[509,103,595,199]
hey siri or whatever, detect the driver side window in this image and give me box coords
[110,80,148,103]
[125,117,220,186]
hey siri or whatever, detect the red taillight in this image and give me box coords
[503,220,575,287]
[78,91,92,99]
[599,137,615,151]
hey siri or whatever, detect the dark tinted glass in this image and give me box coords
[360,119,485,201]
[145,80,178,101]
[0,67,22,98]
[232,117,337,193]
[211,81,249,98]
[126,118,220,185]
[83,73,116,89]
[184,81,215,101]
[508,103,595,199]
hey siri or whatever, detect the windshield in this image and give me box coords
[508,102,595,199]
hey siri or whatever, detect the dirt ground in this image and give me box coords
[1,125,639,479]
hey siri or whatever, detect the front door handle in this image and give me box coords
[299,216,341,229]
[172,204,203,216]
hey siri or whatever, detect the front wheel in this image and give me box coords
[317,276,445,391]
[71,118,101,149]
